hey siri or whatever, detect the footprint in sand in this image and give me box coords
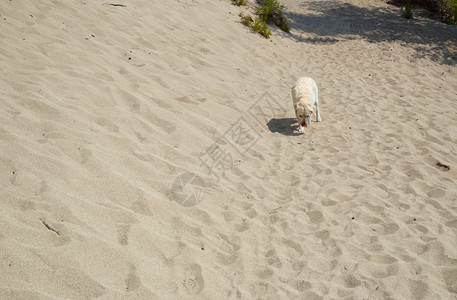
[131,196,153,216]
[118,90,141,113]
[79,147,92,165]
[248,281,277,298]
[125,265,142,292]
[212,233,240,265]
[116,223,131,246]
[442,267,457,294]
[181,264,204,295]
[9,169,46,196]
[94,118,119,133]
[409,279,430,299]
[175,95,207,105]
[265,249,282,269]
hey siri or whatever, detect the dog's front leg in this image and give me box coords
[316,105,322,122]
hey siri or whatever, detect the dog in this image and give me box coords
[291,77,321,133]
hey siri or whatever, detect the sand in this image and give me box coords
[1,0,457,298]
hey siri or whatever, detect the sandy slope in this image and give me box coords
[1,0,457,298]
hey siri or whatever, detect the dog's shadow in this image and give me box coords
[267,118,301,136]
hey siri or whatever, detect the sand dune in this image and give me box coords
[1,0,457,298]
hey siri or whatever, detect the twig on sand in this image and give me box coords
[436,161,450,171]
[40,218,60,235]
[102,3,127,7]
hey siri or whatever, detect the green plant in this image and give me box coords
[454,4,457,24]
[254,0,282,19]
[402,0,414,18]
[232,0,248,6]
[251,16,272,38]
[255,0,291,32]
[441,0,457,24]
[239,12,271,37]
[279,15,291,32]
[388,0,456,24]
[239,12,253,26]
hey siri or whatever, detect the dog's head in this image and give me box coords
[296,104,316,127]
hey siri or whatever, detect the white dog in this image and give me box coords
[291,77,321,133]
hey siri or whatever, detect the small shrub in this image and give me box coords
[239,12,253,26]
[279,15,291,32]
[255,0,291,32]
[402,1,414,18]
[441,0,457,24]
[232,0,248,6]
[239,13,271,38]
[454,4,457,23]
[388,0,456,24]
[251,16,272,37]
